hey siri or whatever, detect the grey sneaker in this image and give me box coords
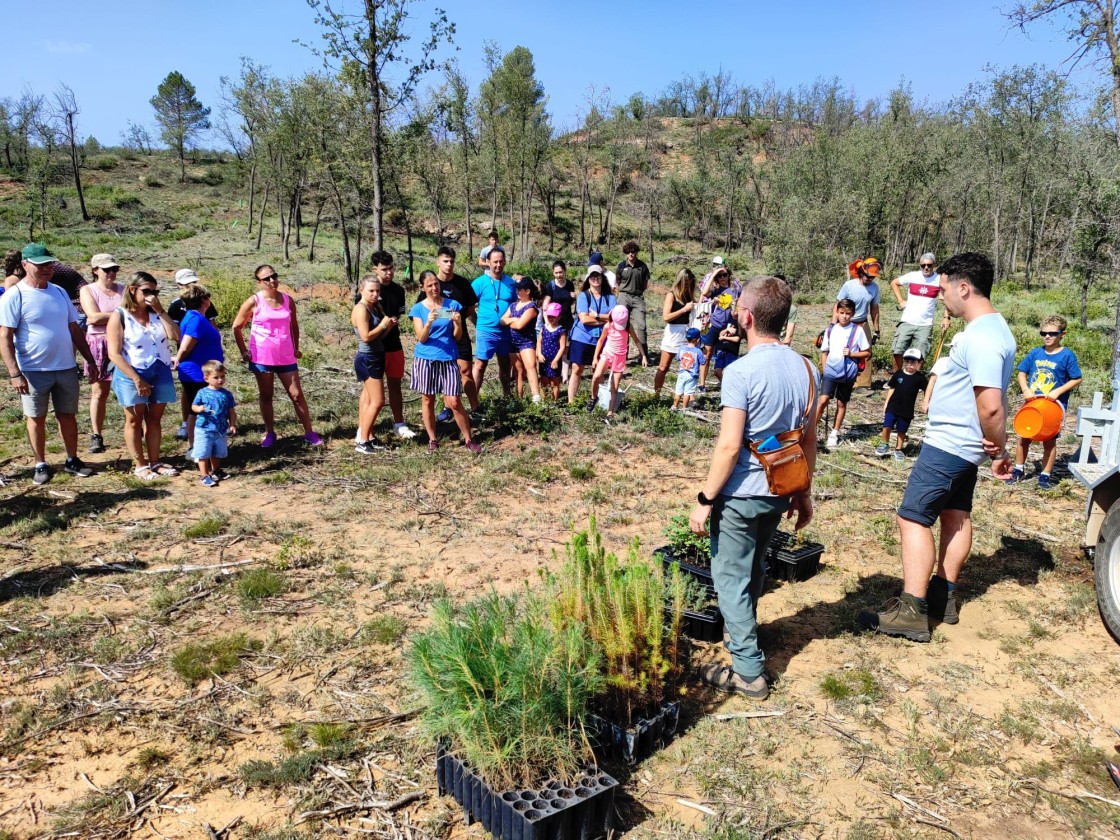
[33,464,51,485]
[697,663,771,699]
[857,594,931,642]
[874,442,890,457]
[926,577,959,625]
[893,450,906,461]
[89,433,105,454]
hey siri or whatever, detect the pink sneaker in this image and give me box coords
[465,440,482,455]
[304,431,324,446]
[260,431,277,448]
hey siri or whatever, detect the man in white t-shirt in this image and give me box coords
[0,244,97,484]
[890,253,947,371]
[859,253,1015,643]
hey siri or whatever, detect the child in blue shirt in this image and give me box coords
[1012,315,1082,489]
[191,360,238,487]
[673,327,704,410]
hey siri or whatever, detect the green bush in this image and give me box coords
[408,591,602,789]
[236,568,287,602]
[663,513,710,565]
[142,174,164,188]
[86,154,119,171]
[170,633,259,684]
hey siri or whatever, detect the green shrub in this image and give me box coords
[182,513,227,539]
[362,615,405,645]
[86,154,119,171]
[663,512,711,565]
[408,591,602,789]
[142,174,164,188]
[239,752,320,787]
[170,633,259,684]
[236,568,287,602]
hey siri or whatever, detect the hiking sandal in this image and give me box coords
[134,466,158,482]
[151,462,180,477]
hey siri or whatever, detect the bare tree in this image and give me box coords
[51,84,89,221]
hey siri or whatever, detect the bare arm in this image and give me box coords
[870,303,880,334]
[782,321,796,345]
[80,286,113,327]
[890,276,906,308]
[231,297,257,361]
[689,406,747,535]
[1017,370,1032,397]
[288,298,301,359]
[106,310,146,395]
[1047,377,1082,401]
[0,326,23,391]
[976,385,1011,478]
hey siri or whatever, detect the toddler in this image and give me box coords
[673,327,704,410]
[876,347,927,460]
[191,360,238,487]
[537,302,568,401]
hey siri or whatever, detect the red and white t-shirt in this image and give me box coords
[898,270,940,327]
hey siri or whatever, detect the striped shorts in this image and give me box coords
[410,357,462,397]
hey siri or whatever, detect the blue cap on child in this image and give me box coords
[686,327,701,341]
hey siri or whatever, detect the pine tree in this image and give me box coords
[150,71,211,182]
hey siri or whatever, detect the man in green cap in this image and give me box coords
[0,244,97,484]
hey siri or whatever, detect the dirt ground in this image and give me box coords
[1,300,1118,839]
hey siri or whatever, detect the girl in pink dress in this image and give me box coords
[590,304,648,423]
[232,264,322,448]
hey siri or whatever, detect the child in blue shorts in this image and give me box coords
[673,328,704,410]
[876,347,927,460]
[192,360,238,487]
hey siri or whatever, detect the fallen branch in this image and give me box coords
[676,798,717,816]
[1020,778,1120,809]
[1009,523,1062,543]
[295,790,426,824]
[889,791,947,823]
[712,710,786,721]
[136,558,258,575]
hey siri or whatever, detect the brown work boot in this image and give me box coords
[857,593,931,642]
[926,576,959,625]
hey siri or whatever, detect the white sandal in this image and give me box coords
[134,465,158,481]
[151,462,179,477]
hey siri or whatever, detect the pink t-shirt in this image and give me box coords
[603,322,629,358]
[249,292,297,366]
[85,283,122,336]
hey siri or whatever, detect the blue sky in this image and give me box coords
[4,0,1095,145]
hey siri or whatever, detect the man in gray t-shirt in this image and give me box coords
[860,253,1015,643]
[689,276,817,700]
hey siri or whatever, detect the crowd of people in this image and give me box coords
[1,240,1087,701]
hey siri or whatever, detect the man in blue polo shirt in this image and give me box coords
[471,247,516,398]
[859,253,1015,642]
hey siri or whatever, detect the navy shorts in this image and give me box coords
[248,361,299,375]
[569,339,598,366]
[354,351,385,382]
[821,375,854,403]
[897,445,979,526]
[883,411,912,435]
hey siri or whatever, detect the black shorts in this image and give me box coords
[570,339,598,366]
[180,378,205,403]
[821,375,854,403]
[897,445,979,526]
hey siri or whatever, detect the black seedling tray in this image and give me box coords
[676,604,724,642]
[766,532,823,582]
[655,546,715,596]
[585,700,680,765]
[436,745,618,840]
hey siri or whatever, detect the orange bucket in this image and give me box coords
[1013,397,1063,441]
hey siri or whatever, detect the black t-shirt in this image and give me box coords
[379,281,406,352]
[50,265,87,302]
[415,274,477,311]
[169,297,220,324]
[543,280,576,331]
[885,370,928,419]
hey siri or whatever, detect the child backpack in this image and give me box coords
[825,324,861,382]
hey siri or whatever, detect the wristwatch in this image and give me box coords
[697,491,715,506]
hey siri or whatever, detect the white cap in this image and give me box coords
[174,268,199,285]
[712,256,725,266]
[584,265,604,280]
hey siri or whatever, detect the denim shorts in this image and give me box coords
[248,361,299,375]
[474,329,511,361]
[898,445,979,526]
[192,430,229,460]
[112,361,177,407]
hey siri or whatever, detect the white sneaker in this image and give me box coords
[826,430,839,448]
[394,422,416,440]
[532,394,541,404]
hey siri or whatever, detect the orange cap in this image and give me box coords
[862,257,881,277]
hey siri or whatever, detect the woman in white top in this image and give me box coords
[79,254,123,454]
[106,272,181,480]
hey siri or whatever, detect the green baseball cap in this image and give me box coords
[21,243,56,265]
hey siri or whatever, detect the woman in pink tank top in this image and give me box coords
[232,264,322,448]
[79,254,124,453]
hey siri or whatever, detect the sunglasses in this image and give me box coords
[1039,330,1063,337]
[140,288,159,296]
[258,273,279,282]
[920,263,935,269]
[100,266,120,273]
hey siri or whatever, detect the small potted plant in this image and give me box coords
[544,518,689,764]
[766,529,824,581]
[409,592,619,840]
